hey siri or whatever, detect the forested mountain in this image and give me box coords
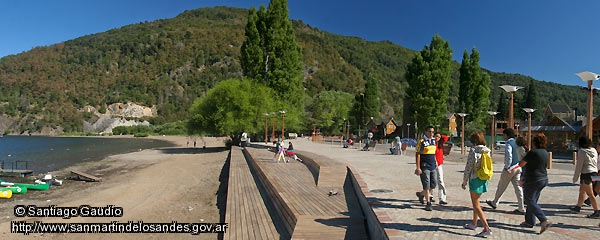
[0,6,593,134]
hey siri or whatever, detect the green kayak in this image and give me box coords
[0,179,49,191]
[12,183,49,191]
[2,186,27,194]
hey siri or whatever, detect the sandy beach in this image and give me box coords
[0,136,229,240]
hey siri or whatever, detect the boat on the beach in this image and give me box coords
[0,180,49,191]
[1,186,27,194]
[0,189,12,199]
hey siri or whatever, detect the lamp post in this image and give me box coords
[342,118,346,139]
[457,113,468,155]
[488,111,498,157]
[407,123,411,140]
[576,71,600,139]
[346,120,351,139]
[270,112,276,142]
[500,85,524,132]
[264,113,270,144]
[280,110,286,140]
[523,108,536,148]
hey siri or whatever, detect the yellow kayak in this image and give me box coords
[0,189,12,199]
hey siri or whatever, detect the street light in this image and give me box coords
[407,123,411,140]
[576,71,600,139]
[523,108,536,148]
[457,113,468,155]
[280,110,286,140]
[488,111,498,157]
[270,112,276,142]
[500,85,524,132]
[264,113,270,144]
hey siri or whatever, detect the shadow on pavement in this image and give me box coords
[158,146,228,154]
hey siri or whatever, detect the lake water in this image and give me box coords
[0,136,175,174]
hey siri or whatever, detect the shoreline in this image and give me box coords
[0,135,230,239]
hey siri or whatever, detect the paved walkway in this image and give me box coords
[280,138,599,239]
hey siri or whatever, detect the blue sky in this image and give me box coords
[2,0,600,87]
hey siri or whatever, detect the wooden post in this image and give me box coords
[548,152,552,169]
[573,151,577,165]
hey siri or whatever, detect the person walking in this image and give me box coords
[518,133,552,234]
[570,136,600,218]
[433,133,448,204]
[486,128,525,214]
[414,126,438,211]
[461,132,492,237]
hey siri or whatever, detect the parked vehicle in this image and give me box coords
[494,141,506,150]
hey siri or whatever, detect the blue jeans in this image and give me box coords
[523,178,548,225]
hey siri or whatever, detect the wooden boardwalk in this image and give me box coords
[244,146,368,239]
[224,147,287,240]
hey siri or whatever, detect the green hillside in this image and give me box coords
[0,6,593,134]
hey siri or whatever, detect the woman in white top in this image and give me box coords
[570,136,600,218]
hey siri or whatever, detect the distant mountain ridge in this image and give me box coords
[0,6,593,134]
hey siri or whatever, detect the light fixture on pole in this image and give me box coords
[264,113,270,144]
[407,123,411,140]
[576,71,600,139]
[499,85,524,131]
[487,111,498,157]
[457,113,468,155]
[280,110,286,140]
[523,108,536,148]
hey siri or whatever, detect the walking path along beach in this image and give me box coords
[286,138,599,239]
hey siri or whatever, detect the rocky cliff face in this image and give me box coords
[82,102,156,134]
[0,114,17,134]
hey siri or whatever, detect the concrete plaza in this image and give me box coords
[287,138,598,239]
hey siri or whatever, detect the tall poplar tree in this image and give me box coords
[364,73,380,120]
[240,7,264,81]
[459,50,473,114]
[523,79,540,120]
[405,35,453,130]
[458,48,490,131]
[240,0,303,132]
[264,0,303,103]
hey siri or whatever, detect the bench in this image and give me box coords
[224,147,285,240]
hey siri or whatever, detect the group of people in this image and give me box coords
[272,138,301,163]
[415,126,561,237]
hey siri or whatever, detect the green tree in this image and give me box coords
[306,90,353,135]
[496,92,507,121]
[523,79,540,120]
[240,7,264,81]
[405,35,453,129]
[187,78,278,143]
[241,0,304,132]
[350,93,366,136]
[458,50,472,114]
[464,48,490,131]
[364,73,380,120]
[264,0,303,116]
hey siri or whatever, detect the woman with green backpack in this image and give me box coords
[461,132,493,237]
